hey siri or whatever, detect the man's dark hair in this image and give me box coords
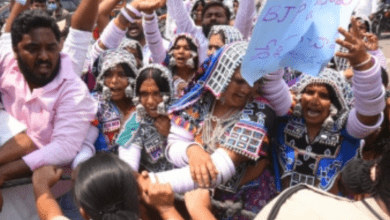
[31,0,46,4]
[11,10,61,48]
[202,1,231,21]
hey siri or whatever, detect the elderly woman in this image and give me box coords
[259,18,385,194]
[71,49,139,167]
[143,41,278,218]
[118,64,175,173]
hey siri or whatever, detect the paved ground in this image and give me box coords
[378,33,390,71]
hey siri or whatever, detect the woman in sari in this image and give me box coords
[142,41,279,219]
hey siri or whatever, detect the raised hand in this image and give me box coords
[187,145,219,188]
[131,0,167,14]
[363,32,379,51]
[335,17,372,70]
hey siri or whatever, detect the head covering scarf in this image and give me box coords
[208,25,243,45]
[95,49,139,100]
[293,68,353,131]
[164,33,201,68]
[169,41,248,113]
[119,38,144,60]
[96,49,138,81]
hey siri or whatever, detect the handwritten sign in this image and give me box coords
[241,0,359,86]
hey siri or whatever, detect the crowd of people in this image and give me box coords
[0,0,390,219]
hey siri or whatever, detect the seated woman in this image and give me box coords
[146,41,279,218]
[259,18,385,194]
[72,49,139,167]
[32,153,184,220]
[118,64,175,173]
[255,143,390,220]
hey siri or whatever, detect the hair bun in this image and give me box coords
[341,158,375,195]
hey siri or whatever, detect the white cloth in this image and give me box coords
[0,184,39,220]
[256,184,390,220]
[51,216,71,220]
[62,28,93,76]
[0,110,27,146]
[142,38,171,65]
[71,125,98,169]
[354,0,381,16]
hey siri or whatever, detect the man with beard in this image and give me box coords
[0,0,97,218]
[167,0,256,63]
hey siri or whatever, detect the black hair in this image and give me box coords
[170,35,199,70]
[11,10,60,48]
[135,68,170,97]
[342,146,390,214]
[381,67,389,88]
[348,17,371,33]
[191,0,206,19]
[31,0,46,4]
[202,1,231,22]
[302,83,341,111]
[95,63,137,92]
[75,153,140,220]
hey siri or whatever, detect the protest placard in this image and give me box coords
[241,0,359,85]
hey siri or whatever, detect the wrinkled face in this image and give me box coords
[125,47,142,69]
[202,6,228,36]
[207,33,224,57]
[193,4,204,22]
[172,38,193,68]
[139,78,163,118]
[15,27,60,88]
[300,84,332,127]
[233,2,239,14]
[104,65,130,101]
[127,18,144,40]
[221,68,252,108]
[31,2,46,10]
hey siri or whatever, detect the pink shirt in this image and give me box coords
[0,33,97,171]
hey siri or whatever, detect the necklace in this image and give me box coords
[202,101,241,151]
